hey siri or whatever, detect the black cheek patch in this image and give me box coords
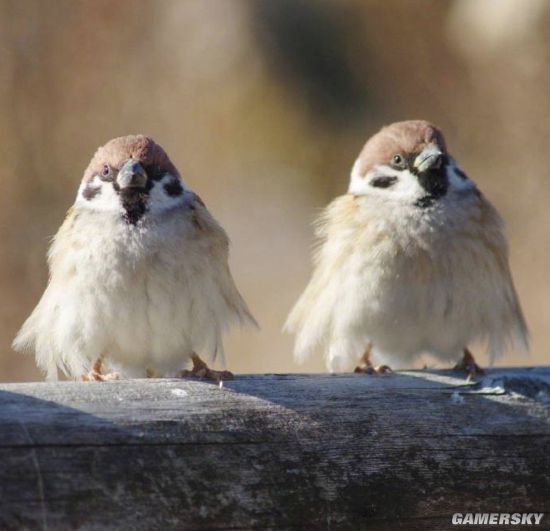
[82,185,101,201]
[163,179,184,197]
[370,176,398,188]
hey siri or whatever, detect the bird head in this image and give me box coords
[76,135,186,224]
[348,120,475,208]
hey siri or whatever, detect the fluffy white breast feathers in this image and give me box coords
[13,135,257,381]
[285,120,528,375]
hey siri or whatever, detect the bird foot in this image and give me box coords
[179,353,233,382]
[454,349,484,381]
[354,364,392,375]
[81,370,121,381]
[179,367,233,382]
[81,357,120,381]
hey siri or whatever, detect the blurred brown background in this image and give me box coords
[1,0,548,382]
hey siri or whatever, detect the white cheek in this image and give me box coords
[348,159,370,195]
[348,160,424,202]
[390,169,425,201]
[74,176,124,213]
[147,173,188,215]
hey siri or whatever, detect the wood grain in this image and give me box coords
[0,368,549,530]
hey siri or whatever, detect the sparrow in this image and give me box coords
[13,135,257,381]
[285,120,528,377]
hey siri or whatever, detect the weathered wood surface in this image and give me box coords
[1,368,549,531]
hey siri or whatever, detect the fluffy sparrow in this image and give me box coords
[13,135,256,381]
[285,120,528,377]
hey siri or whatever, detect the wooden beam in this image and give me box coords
[1,368,549,529]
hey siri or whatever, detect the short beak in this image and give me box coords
[117,159,148,189]
[414,145,444,173]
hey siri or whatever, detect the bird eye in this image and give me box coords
[392,154,405,167]
[99,164,115,182]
